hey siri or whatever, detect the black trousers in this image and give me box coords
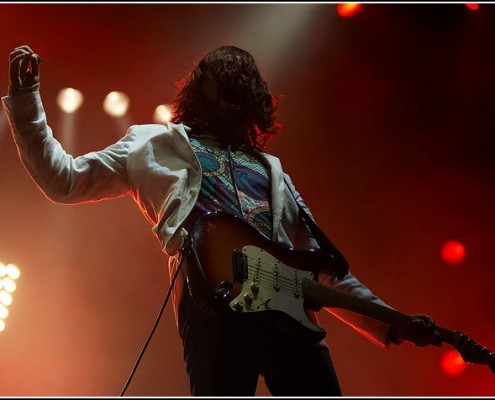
[177,291,343,396]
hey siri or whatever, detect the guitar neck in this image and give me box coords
[302,278,457,345]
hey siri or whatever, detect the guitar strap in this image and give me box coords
[283,175,349,279]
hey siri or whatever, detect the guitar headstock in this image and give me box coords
[453,331,495,373]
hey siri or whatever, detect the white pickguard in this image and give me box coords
[229,245,324,335]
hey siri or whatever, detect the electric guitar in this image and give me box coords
[183,211,495,374]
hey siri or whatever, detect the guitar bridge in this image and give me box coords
[232,250,248,283]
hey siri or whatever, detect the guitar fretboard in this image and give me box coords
[302,278,458,345]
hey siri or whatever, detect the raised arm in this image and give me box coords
[2,45,134,204]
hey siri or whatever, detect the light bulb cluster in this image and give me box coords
[57,88,173,123]
[0,262,20,332]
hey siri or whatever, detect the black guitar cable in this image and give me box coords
[119,230,189,397]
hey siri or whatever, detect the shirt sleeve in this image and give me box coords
[2,89,136,204]
[318,271,394,349]
[282,172,320,249]
[8,82,40,97]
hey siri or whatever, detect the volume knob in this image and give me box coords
[232,300,244,312]
[250,282,260,295]
[244,293,254,305]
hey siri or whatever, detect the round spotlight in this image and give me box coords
[57,88,84,113]
[337,3,362,17]
[2,278,16,293]
[0,304,8,320]
[441,240,466,266]
[103,91,130,117]
[153,104,173,124]
[440,349,466,376]
[0,291,12,306]
[6,264,20,280]
[0,320,5,332]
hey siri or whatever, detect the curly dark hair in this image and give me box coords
[171,46,281,150]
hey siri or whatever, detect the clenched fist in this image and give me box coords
[9,45,41,94]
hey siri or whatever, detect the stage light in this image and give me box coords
[0,304,8,320]
[6,264,20,280]
[153,104,173,124]
[441,349,466,376]
[337,3,362,17]
[441,240,466,265]
[0,263,20,332]
[0,291,12,307]
[2,278,16,293]
[103,91,130,117]
[0,263,18,279]
[465,3,479,10]
[57,88,84,113]
[2,278,15,293]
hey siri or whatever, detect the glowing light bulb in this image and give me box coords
[337,3,362,17]
[0,305,8,320]
[441,240,466,265]
[2,278,16,293]
[0,291,12,306]
[153,104,173,124]
[57,88,84,113]
[103,91,130,117]
[441,349,466,376]
[6,264,20,280]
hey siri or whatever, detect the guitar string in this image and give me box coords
[244,263,305,293]
[242,254,319,276]
[242,255,316,284]
[239,260,314,293]
[230,251,495,368]
[241,265,297,293]
[250,274,296,293]
[246,262,300,285]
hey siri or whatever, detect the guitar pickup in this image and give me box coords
[232,250,248,283]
